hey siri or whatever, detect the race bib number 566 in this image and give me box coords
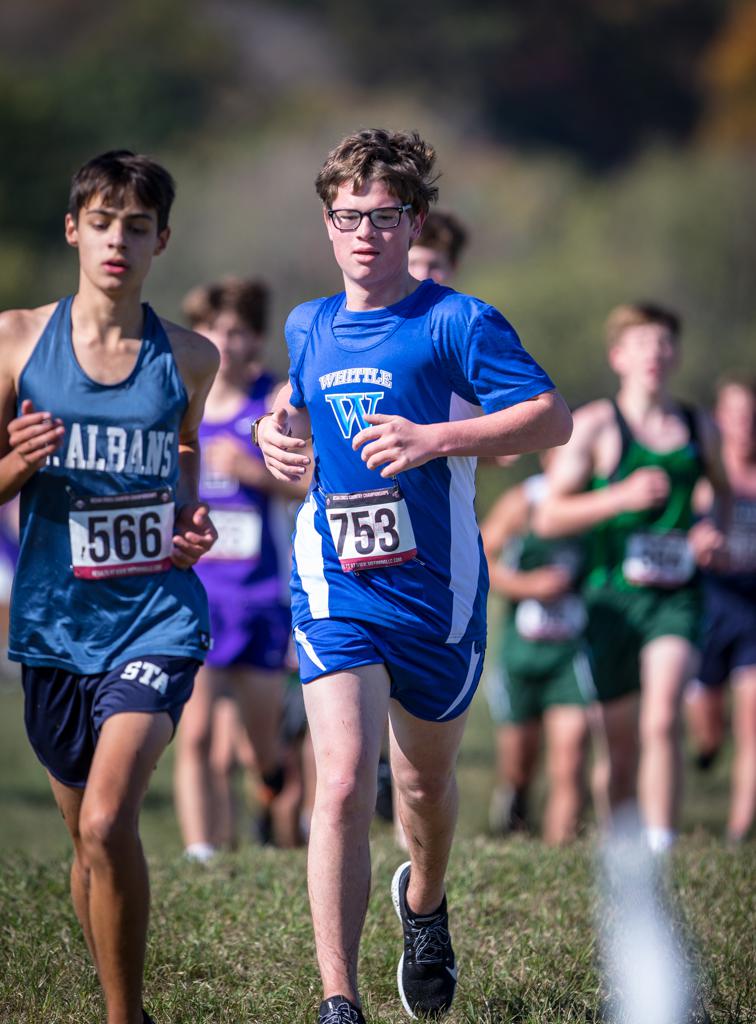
[325,484,417,572]
[69,488,174,579]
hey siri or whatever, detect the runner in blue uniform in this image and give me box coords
[0,151,219,1024]
[255,128,572,1024]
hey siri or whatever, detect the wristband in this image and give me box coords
[251,411,274,447]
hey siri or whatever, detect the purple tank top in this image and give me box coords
[195,374,290,607]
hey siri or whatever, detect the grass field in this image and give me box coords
[0,667,753,1024]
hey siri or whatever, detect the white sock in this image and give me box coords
[646,826,676,854]
[184,842,217,863]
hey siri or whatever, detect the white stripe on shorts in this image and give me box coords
[572,649,597,703]
[436,644,481,721]
[294,626,327,672]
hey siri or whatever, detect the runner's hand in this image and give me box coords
[353,414,434,477]
[7,399,65,469]
[521,565,573,601]
[172,502,217,569]
[688,517,728,571]
[258,408,310,482]
[616,467,670,512]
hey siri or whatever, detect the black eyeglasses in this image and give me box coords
[327,204,413,231]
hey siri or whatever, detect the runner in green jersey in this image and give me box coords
[535,302,728,852]
[482,454,596,845]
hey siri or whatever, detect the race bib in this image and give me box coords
[623,530,695,587]
[69,488,174,580]
[515,595,587,642]
[205,507,262,561]
[325,484,417,572]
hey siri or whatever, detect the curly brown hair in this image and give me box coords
[315,129,439,215]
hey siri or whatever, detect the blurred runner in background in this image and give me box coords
[536,302,729,853]
[175,277,308,856]
[482,451,596,844]
[409,209,467,286]
[686,372,756,843]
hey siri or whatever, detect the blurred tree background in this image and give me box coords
[0,0,754,408]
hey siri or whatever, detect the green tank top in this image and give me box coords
[586,399,703,591]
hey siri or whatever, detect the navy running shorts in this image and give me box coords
[293,617,485,722]
[698,583,756,688]
[22,655,200,787]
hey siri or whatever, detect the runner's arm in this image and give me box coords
[352,389,572,478]
[0,310,65,504]
[170,327,220,567]
[481,485,572,601]
[534,403,669,538]
[256,382,312,482]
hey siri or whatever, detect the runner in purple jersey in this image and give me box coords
[174,278,309,856]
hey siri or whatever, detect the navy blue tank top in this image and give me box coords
[9,296,211,672]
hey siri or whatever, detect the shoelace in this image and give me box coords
[406,916,451,964]
[321,1000,362,1024]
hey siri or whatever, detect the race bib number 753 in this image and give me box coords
[69,488,174,579]
[325,484,417,572]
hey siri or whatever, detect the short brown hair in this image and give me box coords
[604,302,681,349]
[715,370,756,398]
[69,150,176,232]
[413,210,468,266]
[315,129,439,215]
[182,276,270,335]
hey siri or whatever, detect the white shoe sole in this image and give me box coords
[392,861,416,1018]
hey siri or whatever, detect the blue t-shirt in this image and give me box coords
[287,280,554,644]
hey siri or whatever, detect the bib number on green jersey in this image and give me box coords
[325,484,417,572]
[205,507,262,561]
[623,530,695,588]
[515,594,587,642]
[69,488,174,580]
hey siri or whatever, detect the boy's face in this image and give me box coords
[65,191,169,295]
[409,244,455,285]
[715,384,756,452]
[199,311,264,378]
[608,322,679,392]
[324,178,424,292]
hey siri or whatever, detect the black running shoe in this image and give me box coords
[142,1010,155,1024]
[391,861,457,1018]
[318,995,366,1024]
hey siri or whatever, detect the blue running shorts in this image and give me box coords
[293,617,485,722]
[22,655,200,787]
[698,582,756,688]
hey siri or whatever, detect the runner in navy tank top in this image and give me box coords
[174,277,309,858]
[686,374,756,843]
[0,151,219,1024]
[256,129,572,1024]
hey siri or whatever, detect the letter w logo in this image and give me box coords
[324,392,384,440]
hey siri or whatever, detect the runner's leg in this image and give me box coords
[78,711,172,1024]
[46,778,96,964]
[639,635,699,841]
[174,665,217,857]
[542,705,588,844]
[303,664,390,1004]
[597,692,640,812]
[233,667,285,778]
[729,667,756,841]
[389,703,468,916]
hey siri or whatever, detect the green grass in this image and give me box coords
[0,671,753,1023]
